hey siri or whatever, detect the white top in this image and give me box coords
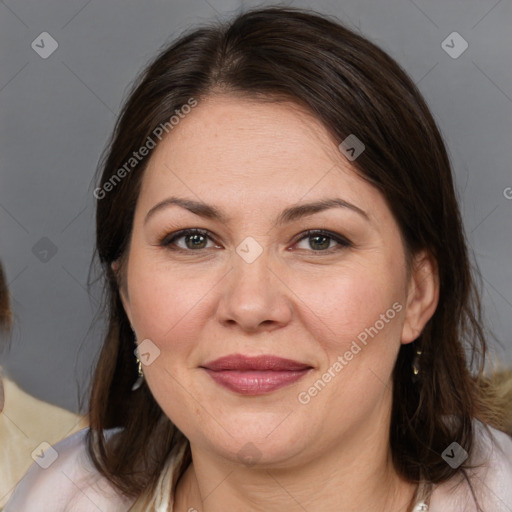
[4,420,512,512]
[0,376,87,507]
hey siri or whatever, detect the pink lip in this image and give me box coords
[200,354,313,395]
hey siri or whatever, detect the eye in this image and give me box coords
[160,228,220,251]
[293,229,352,252]
[159,228,351,253]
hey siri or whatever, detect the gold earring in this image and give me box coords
[131,326,144,391]
[131,355,144,391]
[412,348,422,383]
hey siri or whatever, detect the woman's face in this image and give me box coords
[120,95,436,468]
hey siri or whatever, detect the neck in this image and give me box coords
[175,396,418,512]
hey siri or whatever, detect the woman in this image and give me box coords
[6,6,512,512]
[0,262,87,507]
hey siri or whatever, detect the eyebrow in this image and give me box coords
[144,196,369,225]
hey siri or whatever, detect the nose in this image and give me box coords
[215,246,293,333]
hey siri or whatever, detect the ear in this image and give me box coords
[111,260,133,326]
[401,250,439,345]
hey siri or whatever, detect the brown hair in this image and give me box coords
[0,261,11,332]
[89,5,509,505]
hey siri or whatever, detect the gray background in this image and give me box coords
[0,0,511,414]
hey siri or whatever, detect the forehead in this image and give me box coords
[137,94,385,223]
[156,95,340,168]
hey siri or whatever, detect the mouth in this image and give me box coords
[200,354,313,395]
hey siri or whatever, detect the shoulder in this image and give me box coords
[4,428,135,512]
[2,377,87,436]
[0,378,88,505]
[473,421,512,508]
[430,419,512,512]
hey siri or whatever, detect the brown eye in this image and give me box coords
[161,229,219,251]
[308,234,331,251]
[294,230,351,252]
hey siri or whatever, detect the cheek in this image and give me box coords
[293,261,405,352]
[126,253,217,349]
[293,269,405,424]
[126,258,215,424]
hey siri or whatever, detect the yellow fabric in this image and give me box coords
[0,376,87,507]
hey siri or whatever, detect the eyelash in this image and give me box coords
[160,228,352,254]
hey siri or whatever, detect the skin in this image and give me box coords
[118,95,439,511]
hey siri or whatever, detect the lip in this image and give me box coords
[200,354,313,395]
[202,354,312,371]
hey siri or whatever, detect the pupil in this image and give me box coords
[184,234,332,250]
[311,235,329,250]
[187,234,206,249]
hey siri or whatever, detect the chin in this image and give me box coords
[193,418,314,468]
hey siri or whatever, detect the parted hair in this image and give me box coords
[89,5,511,506]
